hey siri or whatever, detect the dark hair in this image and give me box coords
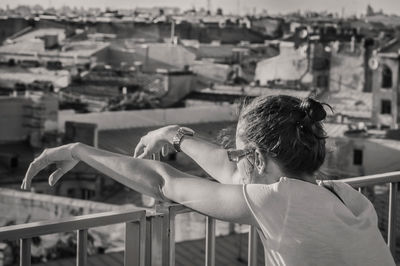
[238,95,329,176]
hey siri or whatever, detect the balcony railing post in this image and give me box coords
[77,229,88,266]
[146,215,163,266]
[205,217,216,266]
[163,208,176,266]
[20,238,31,266]
[248,226,258,266]
[125,214,146,266]
[388,182,398,255]
[156,204,189,266]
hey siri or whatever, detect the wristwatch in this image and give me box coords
[172,127,194,152]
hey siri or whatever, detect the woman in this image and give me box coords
[22,95,395,265]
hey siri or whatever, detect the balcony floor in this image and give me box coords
[32,232,265,266]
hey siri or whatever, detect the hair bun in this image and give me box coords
[299,98,327,122]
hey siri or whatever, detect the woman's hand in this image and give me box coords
[21,143,80,190]
[134,125,178,159]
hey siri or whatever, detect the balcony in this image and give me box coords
[0,171,399,266]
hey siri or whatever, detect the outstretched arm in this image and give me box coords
[134,125,241,184]
[22,143,257,226]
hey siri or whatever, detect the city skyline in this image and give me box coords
[0,0,399,16]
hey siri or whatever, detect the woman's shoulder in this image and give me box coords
[244,177,293,202]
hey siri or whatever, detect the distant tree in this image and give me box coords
[216,8,223,16]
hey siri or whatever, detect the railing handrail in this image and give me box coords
[0,209,146,242]
[330,171,400,187]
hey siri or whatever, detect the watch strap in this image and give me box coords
[173,127,194,152]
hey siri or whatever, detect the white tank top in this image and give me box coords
[242,177,395,266]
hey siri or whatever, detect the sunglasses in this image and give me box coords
[227,147,277,164]
[227,149,254,163]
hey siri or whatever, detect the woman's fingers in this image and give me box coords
[49,160,78,186]
[137,148,150,159]
[161,145,170,157]
[49,169,64,186]
[21,152,50,190]
[134,139,146,158]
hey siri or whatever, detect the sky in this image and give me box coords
[0,0,399,16]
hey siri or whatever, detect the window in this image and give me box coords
[81,188,95,200]
[381,64,392,88]
[353,149,363,165]
[381,100,392,115]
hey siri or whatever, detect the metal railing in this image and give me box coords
[0,171,399,266]
[0,209,147,266]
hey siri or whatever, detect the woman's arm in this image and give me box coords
[22,143,257,226]
[134,125,240,184]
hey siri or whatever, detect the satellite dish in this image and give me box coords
[368,57,379,70]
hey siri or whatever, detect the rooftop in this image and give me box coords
[379,38,400,54]
[319,90,372,119]
[0,67,70,89]
[10,28,66,43]
[0,39,109,58]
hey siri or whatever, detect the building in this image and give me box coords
[0,92,58,146]
[322,123,400,178]
[255,41,309,87]
[371,39,400,129]
[0,28,109,69]
[318,88,372,124]
[102,42,197,72]
[185,85,312,106]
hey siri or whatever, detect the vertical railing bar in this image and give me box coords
[205,217,216,266]
[125,221,138,266]
[149,215,163,266]
[125,216,146,266]
[388,182,397,255]
[139,215,146,266]
[161,212,170,266]
[145,217,152,266]
[20,238,31,266]
[248,226,258,266]
[358,187,362,193]
[160,207,177,266]
[168,209,176,266]
[77,229,88,266]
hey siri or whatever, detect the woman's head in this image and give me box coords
[235,95,328,182]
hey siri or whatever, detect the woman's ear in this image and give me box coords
[254,149,266,175]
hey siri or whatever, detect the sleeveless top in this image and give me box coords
[242,177,395,266]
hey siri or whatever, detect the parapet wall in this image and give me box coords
[0,188,128,225]
[59,105,238,132]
